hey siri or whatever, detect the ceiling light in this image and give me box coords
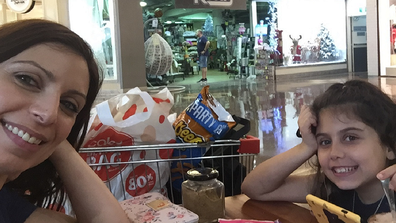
[140,1,147,7]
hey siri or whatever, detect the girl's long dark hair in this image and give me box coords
[1,19,103,209]
[309,79,396,199]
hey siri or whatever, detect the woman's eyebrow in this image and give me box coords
[13,60,87,100]
[67,89,87,100]
[12,60,55,81]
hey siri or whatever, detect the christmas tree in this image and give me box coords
[203,14,214,36]
[317,23,337,61]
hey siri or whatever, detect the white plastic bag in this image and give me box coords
[79,87,176,201]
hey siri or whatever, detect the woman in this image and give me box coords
[241,80,396,222]
[0,19,129,222]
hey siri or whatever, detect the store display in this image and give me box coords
[317,23,338,61]
[145,33,173,76]
[255,20,268,45]
[289,35,302,64]
[255,45,275,80]
[203,14,214,37]
[238,23,246,35]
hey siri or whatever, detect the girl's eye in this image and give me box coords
[16,74,39,88]
[60,100,78,113]
[345,135,357,142]
[318,139,331,146]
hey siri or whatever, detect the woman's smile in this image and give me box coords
[4,122,43,145]
[2,120,45,153]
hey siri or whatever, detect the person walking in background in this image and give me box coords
[196,29,210,84]
[0,19,129,223]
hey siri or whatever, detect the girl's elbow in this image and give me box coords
[241,181,257,199]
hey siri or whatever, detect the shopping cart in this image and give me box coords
[79,136,260,204]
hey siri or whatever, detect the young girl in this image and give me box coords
[241,79,396,223]
[0,19,129,222]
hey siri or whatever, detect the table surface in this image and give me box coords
[225,194,318,223]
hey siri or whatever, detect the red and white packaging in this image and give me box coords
[78,87,176,202]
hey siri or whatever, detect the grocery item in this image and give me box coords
[120,192,198,223]
[182,168,225,223]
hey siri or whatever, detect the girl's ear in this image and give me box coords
[386,147,396,160]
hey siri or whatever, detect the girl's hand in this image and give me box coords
[298,105,318,153]
[377,165,396,191]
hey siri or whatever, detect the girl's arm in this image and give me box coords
[241,105,319,202]
[27,140,129,223]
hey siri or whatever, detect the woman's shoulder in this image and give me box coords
[0,186,37,223]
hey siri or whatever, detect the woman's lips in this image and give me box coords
[1,121,46,153]
[5,123,42,145]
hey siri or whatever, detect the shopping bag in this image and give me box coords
[80,87,176,202]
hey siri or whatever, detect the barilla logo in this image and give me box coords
[81,127,133,181]
[174,120,204,143]
[126,164,156,196]
[194,0,233,7]
[185,98,229,139]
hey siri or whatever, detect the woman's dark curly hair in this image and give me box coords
[1,19,103,209]
[309,79,396,199]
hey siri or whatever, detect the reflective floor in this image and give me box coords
[97,71,396,166]
[168,72,396,165]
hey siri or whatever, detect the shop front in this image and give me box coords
[249,0,348,78]
[1,0,371,85]
[0,0,147,90]
[374,0,396,77]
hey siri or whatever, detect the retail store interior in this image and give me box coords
[3,0,393,174]
[141,0,348,86]
[6,1,396,220]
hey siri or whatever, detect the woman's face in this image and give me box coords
[0,44,89,181]
[316,109,389,193]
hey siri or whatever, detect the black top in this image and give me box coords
[0,186,37,223]
[329,189,390,223]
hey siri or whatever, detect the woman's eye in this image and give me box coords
[61,100,78,113]
[16,74,39,88]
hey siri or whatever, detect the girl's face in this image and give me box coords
[0,44,89,181]
[316,109,390,193]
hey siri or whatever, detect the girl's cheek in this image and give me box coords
[317,151,327,166]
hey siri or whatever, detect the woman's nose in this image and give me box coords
[29,96,59,125]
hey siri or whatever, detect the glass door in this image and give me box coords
[68,0,117,81]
